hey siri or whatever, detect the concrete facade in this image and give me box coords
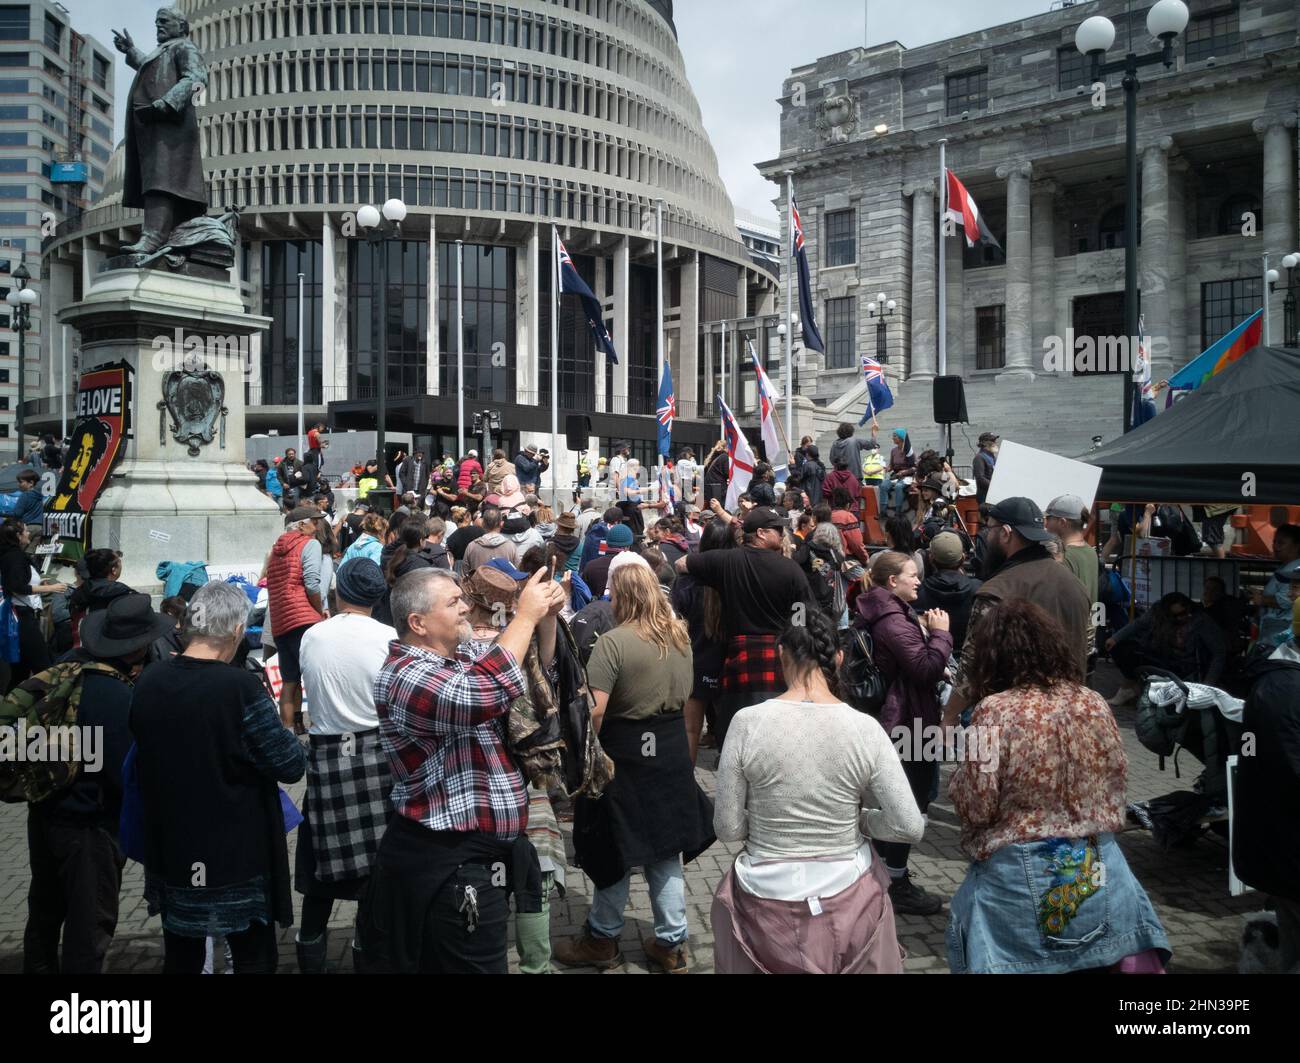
[759,0,1300,463]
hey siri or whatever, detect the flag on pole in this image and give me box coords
[791,195,825,353]
[1130,314,1157,428]
[557,234,619,362]
[944,169,1002,250]
[1161,308,1263,407]
[857,355,895,426]
[656,361,674,459]
[750,343,787,473]
[718,394,755,511]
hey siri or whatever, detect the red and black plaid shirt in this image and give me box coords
[374,639,527,840]
[721,634,785,695]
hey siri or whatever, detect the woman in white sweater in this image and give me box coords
[711,609,925,974]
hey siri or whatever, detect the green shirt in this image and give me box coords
[1063,543,1100,607]
[585,626,693,721]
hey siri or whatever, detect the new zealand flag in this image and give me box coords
[558,235,619,363]
[792,195,825,354]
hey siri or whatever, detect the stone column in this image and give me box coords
[904,180,936,380]
[1140,137,1173,371]
[612,238,630,408]
[330,226,348,398]
[1167,158,1189,376]
[1254,115,1299,344]
[519,224,539,400]
[1030,179,1057,359]
[679,252,700,409]
[43,258,76,401]
[594,255,608,412]
[996,160,1034,376]
[320,214,336,402]
[427,225,440,396]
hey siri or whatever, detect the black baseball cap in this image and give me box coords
[743,506,787,535]
[980,497,1051,542]
[979,432,999,444]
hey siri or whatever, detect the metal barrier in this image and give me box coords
[1120,553,1277,606]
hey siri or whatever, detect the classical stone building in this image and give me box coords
[36,0,776,475]
[759,0,1299,462]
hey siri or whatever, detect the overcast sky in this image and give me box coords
[79,0,1058,221]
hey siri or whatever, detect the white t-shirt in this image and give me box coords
[299,612,397,735]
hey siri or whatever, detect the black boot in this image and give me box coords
[296,930,329,974]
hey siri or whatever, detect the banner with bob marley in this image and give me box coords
[43,362,132,544]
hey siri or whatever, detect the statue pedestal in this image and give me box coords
[57,268,281,595]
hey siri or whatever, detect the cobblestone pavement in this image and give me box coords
[0,664,1261,975]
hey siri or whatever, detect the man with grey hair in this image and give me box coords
[130,581,306,973]
[362,566,565,973]
[113,8,209,255]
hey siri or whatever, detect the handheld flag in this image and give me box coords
[791,195,825,353]
[944,169,1002,250]
[1130,314,1156,428]
[718,394,755,511]
[656,361,674,459]
[1162,308,1263,406]
[749,342,787,476]
[858,355,895,426]
[557,234,619,363]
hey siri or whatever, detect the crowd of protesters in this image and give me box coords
[5,413,1300,978]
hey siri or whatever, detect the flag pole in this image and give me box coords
[656,199,665,501]
[550,225,560,509]
[784,171,795,446]
[721,320,728,439]
[456,241,465,469]
[937,138,952,463]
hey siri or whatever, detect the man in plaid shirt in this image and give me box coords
[363,566,565,973]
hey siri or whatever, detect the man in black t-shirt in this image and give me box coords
[675,506,814,745]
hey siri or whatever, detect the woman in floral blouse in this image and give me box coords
[947,599,1171,974]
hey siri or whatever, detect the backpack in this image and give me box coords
[0,660,130,804]
[838,626,888,717]
[1157,505,1202,557]
[1133,667,1192,768]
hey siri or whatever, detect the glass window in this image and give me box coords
[261,241,325,404]
[945,67,987,116]
[1186,6,1239,64]
[1071,291,1128,376]
[824,209,855,267]
[824,297,855,369]
[0,7,29,41]
[1057,46,1088,91]
[1200,277,1261,351]
[975,305,1005,370]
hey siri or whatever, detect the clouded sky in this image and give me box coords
[80,0,1057,221]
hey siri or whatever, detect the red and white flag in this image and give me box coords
[718,394,755,511]
[944,169,1002,250]
[749,341,786,475]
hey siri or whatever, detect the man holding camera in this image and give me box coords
[514,445,549,494]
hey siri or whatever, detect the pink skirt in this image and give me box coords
[711,857,905,975]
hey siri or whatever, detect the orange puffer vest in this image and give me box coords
[266,530,321,637]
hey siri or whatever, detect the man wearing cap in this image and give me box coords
[20,592,172,974]
[1045,495,1098,607]
[972,433,999,504]
[943,497,1092,726]
[582,523,634,600]
[514,445,547,494]
[294,558,396,974]
[266,506,327,730]
[914,531,982,653]
[675,506,815,745]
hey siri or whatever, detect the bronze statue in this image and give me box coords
[113,8,209,256]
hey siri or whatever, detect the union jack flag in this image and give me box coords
[792,199,807,254]
[858,354,895,425]
[861,355,885,384]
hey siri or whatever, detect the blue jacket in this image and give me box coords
[515,452,542,489]
[13,488,45,525]
[155,561,209,599]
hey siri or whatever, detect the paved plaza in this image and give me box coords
[0,665,1261,975]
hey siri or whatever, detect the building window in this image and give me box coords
[1071,292,1128,376]
[1057,46,1088,91]
[0,397,8,411]
[1216,193,1260,237]
[1185,5,1239,64]
[1097,204,1140,250]
[348,237,429,402]
[1201,277,1262,351]
[439,243,515,402]
[824,209,855,267]
[945,67,987,116]
[824,296,855,370]
[0,424,8,438]
[93,53,109,88]
[0,6,28,41]
[43,13,62,52]
[260,241,323,405]
[975,305,1005,370]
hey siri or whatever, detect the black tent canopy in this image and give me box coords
[1084,345,1300,505]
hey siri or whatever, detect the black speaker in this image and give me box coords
[565,414,591,451]
[933,376,969,425]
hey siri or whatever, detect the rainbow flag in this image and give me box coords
[1164,308,1263,406]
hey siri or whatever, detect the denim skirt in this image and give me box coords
[947,833,1171,974]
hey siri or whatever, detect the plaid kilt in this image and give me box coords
[304,729,393,883]
[720,634,785,696]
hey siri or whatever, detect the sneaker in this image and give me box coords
[642,936,690,974]
[552,928,625,971]
[888,872,944,917]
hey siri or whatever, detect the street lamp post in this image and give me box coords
[867,292,897,363]
[357,198,408,471]
[1268,251,1300,348]
[5,260,37,462]
[1076,0,1189,433]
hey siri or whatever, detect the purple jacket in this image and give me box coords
[855,585,953,732]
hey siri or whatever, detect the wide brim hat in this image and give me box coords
[80,592,176,658]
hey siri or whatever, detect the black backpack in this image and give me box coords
[1157,505,1202,557]
[839,627,887,717]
